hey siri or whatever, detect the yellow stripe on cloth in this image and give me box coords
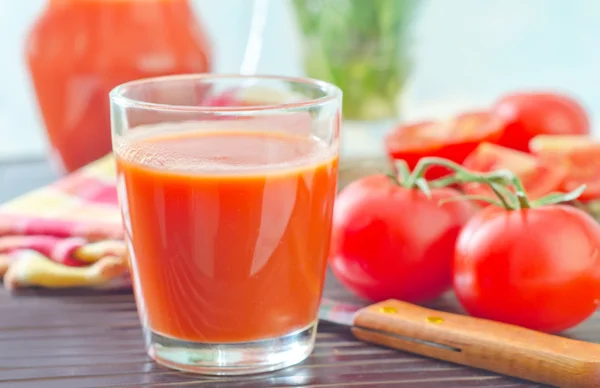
[3,250,128,290]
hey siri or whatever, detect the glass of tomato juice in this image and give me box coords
[110,75,342,375]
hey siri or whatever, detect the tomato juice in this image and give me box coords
[27,0,212,172]
[116,126,338,343]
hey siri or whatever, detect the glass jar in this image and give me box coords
[25,0,212,172]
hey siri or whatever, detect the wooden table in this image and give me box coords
[0,158,582,388]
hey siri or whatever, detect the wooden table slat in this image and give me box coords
[0,275,542,388]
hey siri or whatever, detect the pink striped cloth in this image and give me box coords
[0,155,130,290]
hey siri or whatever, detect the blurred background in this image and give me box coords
[1,0,598,164]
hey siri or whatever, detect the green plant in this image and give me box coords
[292,0,419,121]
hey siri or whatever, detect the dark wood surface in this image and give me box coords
[0,282,546,388]
[0,158,585,388]
[0,157,56,203]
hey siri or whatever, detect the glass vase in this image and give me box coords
[292,0,419,175]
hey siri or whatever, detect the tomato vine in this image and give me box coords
[388,156,587,211]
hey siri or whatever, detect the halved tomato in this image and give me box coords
[493,92,590,152]
[530,135,600,201]
[385,112,505,179]
[462,142,565,201]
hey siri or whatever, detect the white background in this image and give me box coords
[1,0,599,161]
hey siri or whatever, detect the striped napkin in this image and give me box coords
[0,155,129,290]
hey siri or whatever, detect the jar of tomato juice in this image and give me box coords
[25,0,212,172]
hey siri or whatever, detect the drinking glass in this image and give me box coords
[110,74,342,375]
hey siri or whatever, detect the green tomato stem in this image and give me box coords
[488,182,512,210]
[408,157,526,210]
[531,185,587,207]
[386,173,401,186]
[394,160,411,184]
[515,194,529,209]
[439,194,504,209]
[415,177,432,198]
[428,175,460,188]
[386,156,585,210]
[508,175,531,209]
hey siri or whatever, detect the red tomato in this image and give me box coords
[462,142,565,201]
[329,174,475,303]
[385,112,504,179]
[493,92,590,152]
[454,205,600,333]
[530,135,600,201]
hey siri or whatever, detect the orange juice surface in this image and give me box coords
[116,129,338,342]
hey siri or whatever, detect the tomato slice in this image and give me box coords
[529,134,598,154]
[385,112,504,179]
[529,135,600,201]
[462,142,565,201]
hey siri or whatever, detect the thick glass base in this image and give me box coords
[146,321,318,375]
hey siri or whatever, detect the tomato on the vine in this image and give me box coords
[385,112,504,179]
[454,204,600,333]
[530,135,600,201]
[329,173,475,303]
[462,142,565,201]
[493,92,590,152]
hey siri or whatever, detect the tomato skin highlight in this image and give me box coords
[385,112,504,179]
[454,205,600,333]
[493,92,590,152]
[329,174,475,303]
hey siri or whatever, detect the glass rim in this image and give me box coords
[109,74,342,115]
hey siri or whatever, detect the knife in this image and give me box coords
[319,297,600,388]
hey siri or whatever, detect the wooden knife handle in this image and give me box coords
[352,299,600,388]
